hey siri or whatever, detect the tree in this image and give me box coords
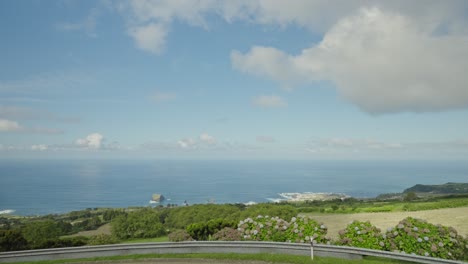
[403,192,417,201]
[22,220,61,248]
[0,229,28,251]
[111,209,166,240]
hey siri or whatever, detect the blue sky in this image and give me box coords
[1,0,468,160]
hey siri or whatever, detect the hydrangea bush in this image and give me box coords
[168,230,194,242]
[237,215,328,244]
[212,227,242,241]
[384,217,466,260]
[337,221,385,250]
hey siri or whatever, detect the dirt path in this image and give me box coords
[302,206,468,239]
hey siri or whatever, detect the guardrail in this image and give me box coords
[0,241,465,264]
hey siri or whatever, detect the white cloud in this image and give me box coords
[150,91,176,103]
[232,7,468,113]
[307,138,404,153]
[31,144,48,151]
[0,119,21,132]
[177,137,197,149]
[118,1,468,56]
[76,133,104,149]
[200,133,217,145]
[253,95,287,108]
[128,23,168,54]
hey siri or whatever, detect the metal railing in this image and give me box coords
[0,241,465,264]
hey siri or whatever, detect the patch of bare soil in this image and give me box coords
[303,206,468,239]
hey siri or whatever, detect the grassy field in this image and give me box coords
[120,236,169,243]
[302,206,468,239]
[6,253,414,264]
[67,224,112,237]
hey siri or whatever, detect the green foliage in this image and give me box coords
[337,221,385,250]
[186,218,237,240]
[0,229,28,251]
[102,209,126,222]
[403,192,418,202]
[168,230,194,242]
[238,215,328,243]
[212,227,242,241]
[87,234,119,245]
[384,217,466,260]
[22,220,62,248]
[240,204,297,220]
[111,208,166,240]
[164,204,241,229]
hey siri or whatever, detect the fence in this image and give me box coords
[0,241,465,264]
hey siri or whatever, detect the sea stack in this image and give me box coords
[152,193,165,202]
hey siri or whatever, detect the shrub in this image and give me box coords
[384,217,466,260]
[337,221,384,250]
[0,229,28,251]
[238,215,328,244]
[238,215,289,242]
[168,230,194,242]
[212,227,242,241]
[111,209,166,240]
[186,218,237,241]
[87,234,119,245]
[284,216,328,244]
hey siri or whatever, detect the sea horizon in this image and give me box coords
[1,159,467,216]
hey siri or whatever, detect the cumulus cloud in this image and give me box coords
[177,137,197,149]
[76,133,104,149]
[0,119,21,132]
[200,133,217,145]
[232,7,468,113]
[177,133,218,149]
[128,23,168,54]
[253,95,287,108]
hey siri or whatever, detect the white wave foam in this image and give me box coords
[266,198,285,203]
[0,209,15,215]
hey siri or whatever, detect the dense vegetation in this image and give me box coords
[1,195,467,261]
[403,182,468,194]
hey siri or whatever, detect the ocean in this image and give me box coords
[0,159,467,216]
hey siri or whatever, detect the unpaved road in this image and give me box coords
[303,206,468,239]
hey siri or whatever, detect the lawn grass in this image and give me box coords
[4,253,415,264]
[119,236,169,243]
[295,196,468,214]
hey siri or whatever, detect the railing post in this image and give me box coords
[310,238,314,260]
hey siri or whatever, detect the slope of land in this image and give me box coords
[303,206,468,239]
[404,182,468,194]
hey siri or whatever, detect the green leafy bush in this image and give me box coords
[168,230,194,242]
[186,218,237,240]
[0,229,28,251]
[212,227,242,241]
[337,221,384,250]
[384,217,466,260]
[87,234,119,245]
[111,208,166,240]
[238,215,328,243]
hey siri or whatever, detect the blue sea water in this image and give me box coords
[0,159,467,216]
